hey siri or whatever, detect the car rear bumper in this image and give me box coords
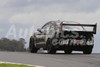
[54,45,93,51]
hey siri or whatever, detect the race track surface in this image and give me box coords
[0,51,100,67]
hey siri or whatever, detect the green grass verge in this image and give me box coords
[0,63,35,67]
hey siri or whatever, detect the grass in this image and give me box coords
[0,63,35,67]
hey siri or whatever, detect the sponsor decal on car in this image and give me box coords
[59,39,69,45]
[52,39,87,46]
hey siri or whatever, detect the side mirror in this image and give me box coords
[37,28,42,33]
[37,28,46,35]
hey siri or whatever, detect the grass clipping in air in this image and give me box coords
[0,63,35,67]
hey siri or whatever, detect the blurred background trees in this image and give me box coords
[0,38,26,52]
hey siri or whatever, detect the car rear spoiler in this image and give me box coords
[60,23,97,34]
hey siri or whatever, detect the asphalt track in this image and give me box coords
[0,51,100,67]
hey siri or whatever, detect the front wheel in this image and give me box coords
[29,38,38,53]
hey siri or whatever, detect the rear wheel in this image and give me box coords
[29,38,38,53]
[83,34,93,54]
[47,39,56,54]
[83,47,93,54]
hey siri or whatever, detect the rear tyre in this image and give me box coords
[83,34,93,54]
[64,50,72,54]
[83,47,92,54]
[29,38,38,53]
[47,39,56,54]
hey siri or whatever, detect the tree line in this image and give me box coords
[0,38,26,52]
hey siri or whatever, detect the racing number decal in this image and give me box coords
[45,25,55,41]
[51,25,54,30]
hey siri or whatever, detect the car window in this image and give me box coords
[41,23,51,34]
[42,24,48,30]
[42,22,50,29]
[48,24,56,35]
[50,24,55,31]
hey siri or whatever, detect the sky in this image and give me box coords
[0,0,100,52]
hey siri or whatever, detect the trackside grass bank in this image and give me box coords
[0,63,35,67]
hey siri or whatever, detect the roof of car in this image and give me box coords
[49,21,80,24]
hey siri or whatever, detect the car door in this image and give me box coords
[36,23,50,48]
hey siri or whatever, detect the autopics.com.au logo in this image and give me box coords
[5,25,35,40]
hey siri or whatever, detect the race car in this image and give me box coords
[29,21,97,54]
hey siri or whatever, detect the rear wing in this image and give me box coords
[61,23,97,34]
